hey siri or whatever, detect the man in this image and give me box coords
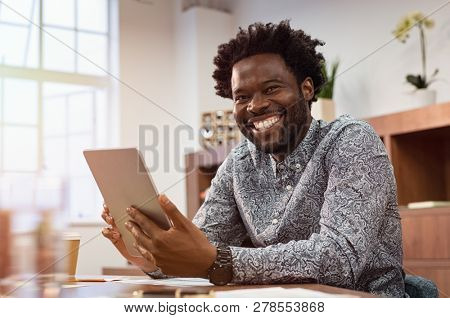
[102,21,405,297]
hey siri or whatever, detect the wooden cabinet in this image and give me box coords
[366,102,450,297]
[399,207,450,297]
[366,102,450,206]
[185,142,237,220]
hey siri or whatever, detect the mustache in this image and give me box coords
[243,96,306,123]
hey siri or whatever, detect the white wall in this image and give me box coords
[174,5,234,149]
[228,0,450,118]
[118,0,186,205]
[73,0,182,275]
[194,8,234,114]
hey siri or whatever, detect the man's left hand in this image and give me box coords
[125,194,217,278]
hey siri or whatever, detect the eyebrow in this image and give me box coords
[232,88,244,95]
[232,79,284,95]
[262,79,284,85]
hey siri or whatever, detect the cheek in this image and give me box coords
[232,107,238,121]
[274,90,301,112]
[285,101,307,123]
[285,91,301,107]
[233,105,246,123]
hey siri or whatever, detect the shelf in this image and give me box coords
[186,141,239,169]
[366,103,450,206]
[366,102,450,136]
[400,206,450,216]
[185,142,238,220]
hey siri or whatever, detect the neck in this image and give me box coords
[271,116,312,162]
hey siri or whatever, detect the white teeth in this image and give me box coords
[254,115,280,130]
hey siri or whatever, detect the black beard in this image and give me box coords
[241,100,309,156]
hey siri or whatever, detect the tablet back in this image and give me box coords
[84,148,171,256]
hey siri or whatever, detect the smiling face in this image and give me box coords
[231,53,314,159]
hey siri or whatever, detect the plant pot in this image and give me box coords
[311,98,336,122]
[409,89,437,108]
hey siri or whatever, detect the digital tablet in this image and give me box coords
[84,148,172,256]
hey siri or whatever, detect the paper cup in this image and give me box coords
[62,233,81,276]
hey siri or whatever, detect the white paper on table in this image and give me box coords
[116,277,213,287]
[103,276,128,282]
[74,275,127,282]
[214,287,355,298]
[61,284,89,289]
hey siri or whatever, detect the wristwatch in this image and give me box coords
[208,246,233,286]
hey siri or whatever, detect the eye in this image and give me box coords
[265,86,279,94]
[234,95,249,103]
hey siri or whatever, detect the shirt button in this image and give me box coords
[286,185,293,191]
[272,218,278,225]
[295,163,301,169]
[278,164,285,170]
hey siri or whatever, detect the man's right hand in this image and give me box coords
[101,204,157,273]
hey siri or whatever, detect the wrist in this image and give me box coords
[141,264,157,273]
[201,245,217,278]
[207,246,233,286]
[129,257,157,273]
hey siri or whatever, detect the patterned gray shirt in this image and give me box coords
[192,115,405,297]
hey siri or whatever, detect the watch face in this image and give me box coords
[210,266,232,286]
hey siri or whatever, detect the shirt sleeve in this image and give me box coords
[192,152,248,247]
[229,123,396,289]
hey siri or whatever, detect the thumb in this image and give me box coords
[158,194,186,229]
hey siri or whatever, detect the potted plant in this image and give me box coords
[393,11,438,107]
[312,60,339,122]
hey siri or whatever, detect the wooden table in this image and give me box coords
[1,276,375,298]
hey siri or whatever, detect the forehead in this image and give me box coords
[231,53,295,91]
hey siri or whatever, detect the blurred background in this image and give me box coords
[0,0,449,276]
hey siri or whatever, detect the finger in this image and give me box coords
[125,220,155,251]
[134,242,156,263]
[126,206,162,237]
[101,227,120,244]
[101,207,118,228]
[102,227,139,260]
[101,210,112,225]
[158,194,186,229]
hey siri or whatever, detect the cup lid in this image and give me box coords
[62,232,81,240]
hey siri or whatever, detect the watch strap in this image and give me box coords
[208,246,233,285]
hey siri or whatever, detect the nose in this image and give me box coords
[247,93,269,114]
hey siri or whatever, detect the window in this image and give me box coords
[0,0,114,222]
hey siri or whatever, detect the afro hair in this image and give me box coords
[212,20,326,104]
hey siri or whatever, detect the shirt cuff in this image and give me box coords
[229,246,251,284]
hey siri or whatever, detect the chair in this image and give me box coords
[404,274,439,297]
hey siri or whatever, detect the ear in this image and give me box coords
[299,77,314,102]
